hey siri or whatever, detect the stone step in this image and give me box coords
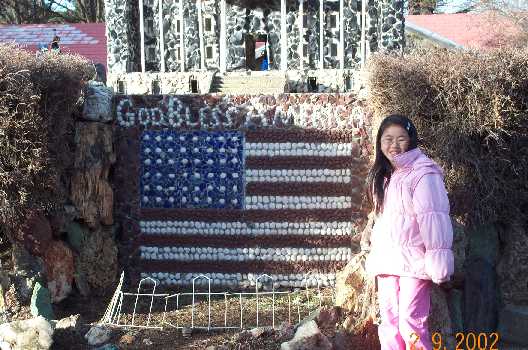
[211,74,286,94]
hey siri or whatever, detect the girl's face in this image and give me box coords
[380,124,410,164]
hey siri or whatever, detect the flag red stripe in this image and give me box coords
[136,234,353,249]
[245,182,358,196]
[245,129,355,143]
[139,208,359,221]
[139,260,346,274]
[245,156,363,170]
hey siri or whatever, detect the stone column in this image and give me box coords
[299,0,304,70]
[139,0,146,72]
[180,0,185,72]
[360,0,367,66]
[281,0,287,71]
[105,0,133,74]
[319,0,324,70]
[197,0,205,70]
[158,0,166,72]
[339,0,344,69]
[220,0,227,73]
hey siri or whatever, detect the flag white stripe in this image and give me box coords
[140,220,352,236]
[140,246,353,262]
[245,168,351,183]
[245,142,353,157]
[141,272,337,287]
[244,196,352,209]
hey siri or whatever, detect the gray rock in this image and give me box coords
[464,257,498,333]
[65,221,89,253]
[12,245,43,278]
[95,344,119,350]
[467,223,500,265]
[84,325,111,346]
[429,285,455,348]
[94,63,107,84]
[447,289,464,334]
[82,82,113,122]
[280,320,332,350]
[498,305,528,346]
[497,223,528,305]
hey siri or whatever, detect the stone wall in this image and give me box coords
[287,69,359,93]
[0,82,118,324]
[378,0,405,51]
[113,93,371,287]
[344,0,362,67]
[145,0,161,72]
[286,0,300,70]
[105,0,403,74]
[108,69,360,94]
[323,1,340,69]
[105,0,134,73]
[203,0,221,70]
[108,71,215,94]
[183,0,201,70]
[162,0,184,72]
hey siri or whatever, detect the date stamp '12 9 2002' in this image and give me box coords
[410,332,500,350]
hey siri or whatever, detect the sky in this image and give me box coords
[436,0,474,13]
[49,0,75,11]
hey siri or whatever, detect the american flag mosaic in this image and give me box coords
[141,131,244,209]
[135,129,362,288]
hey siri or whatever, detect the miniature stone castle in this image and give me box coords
[104,0,404,94]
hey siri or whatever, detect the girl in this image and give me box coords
[364,115,454,350]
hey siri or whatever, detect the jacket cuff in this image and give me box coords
[425,248,454,283]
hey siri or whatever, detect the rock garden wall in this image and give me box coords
[105,0,403,75]
[0,45,118,326]
[113,93,372,288]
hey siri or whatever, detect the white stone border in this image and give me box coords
[245,196,352,209]
[246,168,351,183]
[245,143,353,157]
[140,272,336,288]
[140,221,353,236]
[140,246,352,263]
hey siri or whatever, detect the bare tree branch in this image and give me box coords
[0,0,105,24]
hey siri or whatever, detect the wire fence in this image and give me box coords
[100,272,335,331]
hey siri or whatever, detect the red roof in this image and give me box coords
[406,13,522,50]
[0,23,107,66]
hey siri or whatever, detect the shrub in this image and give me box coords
[0,44,93,240]
[367,48,528,225]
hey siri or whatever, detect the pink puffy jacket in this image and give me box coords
[365,148,454,284]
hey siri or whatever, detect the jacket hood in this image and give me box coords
[393,148,443,175]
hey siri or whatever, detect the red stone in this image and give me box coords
[44,240,74,303]
[17,210,52,256]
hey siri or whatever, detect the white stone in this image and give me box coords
[84,326,111,347]
[0,317,54,350]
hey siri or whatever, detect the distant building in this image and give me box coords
[105,0,406,94]
[0,23,107,66]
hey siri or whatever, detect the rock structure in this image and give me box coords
[114,93,371,287]
[104,0,405,93]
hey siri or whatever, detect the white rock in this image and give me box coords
[0,317,53,350]
[84,326,111,346]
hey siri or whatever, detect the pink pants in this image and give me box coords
[377,275,432,350]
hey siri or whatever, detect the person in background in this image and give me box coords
[364,114,454,350]
[50,30,61,53]
[260,51,269,71]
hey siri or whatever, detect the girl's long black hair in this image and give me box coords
[366,114,419,214]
